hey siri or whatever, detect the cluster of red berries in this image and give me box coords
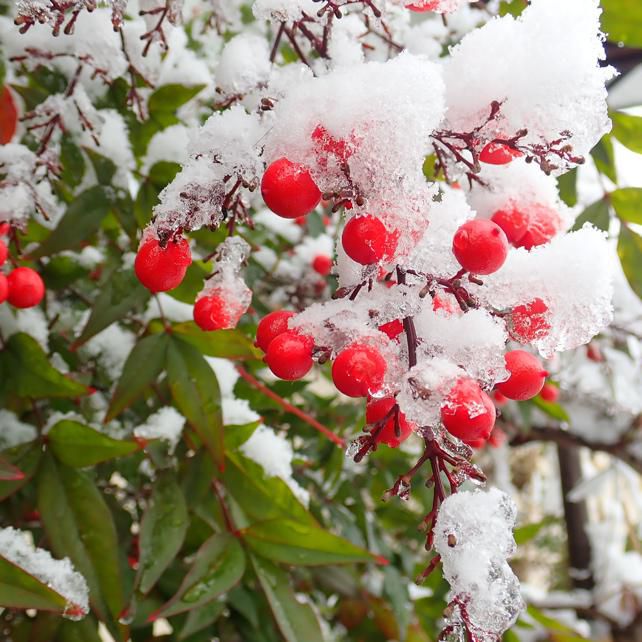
[0,225,46,309]
[135,236,247,332]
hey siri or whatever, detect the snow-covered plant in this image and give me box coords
[0,0,641,641]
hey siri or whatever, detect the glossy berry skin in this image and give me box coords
[261,158,321,219]
[255,310,296,353]
[539,382,560,403]
[452,219,509,275]
[514,205,560,250]
[193,293,242,331]
[0,239,7,266]
[479,142,522,165]
[7,267,45,308]
[441,378,496,442]
[135,237,191,293]
[366,397,414,448]
[0,274,8,304]
[342,216,393,265]
[379,319,403,340]
[332,344,386,398]
[0,86,18,145]
[491,207,529,245]
[312,254,333,276]
[496,350,547,401]
[510,298,551,343]
[266,331,314,381]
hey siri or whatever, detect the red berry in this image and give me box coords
[488,427,507,448]
[452,219,509,275]
[496,350,547,401]
[405,0,439,11]
[379,319,403,340]
[466,437,487,450]
[0,223,9,236]
[134,236,191,293]
[493,390,509,406]
[255,310,296,352]
[441,378,496,442]
[312,125,352,165]
[479,142,522,165]
[510,298,551,343]
[193,293,243,331]
[7,267,45,308]
[586,343,604,362]
[0,86,18,145]
[332,344,386,398]
[261,158,321,219]
[342,216,394,265]
[366,397,414,448]
[0,239,7,266]
[514,205,560,250]
[0,274,8,304]
[312,254,333,276]
[491,207,529,245]
[266,331,314,381]
[539,382,560,403]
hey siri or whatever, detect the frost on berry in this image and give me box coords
[434,489,524,642]
[443,0,614,166]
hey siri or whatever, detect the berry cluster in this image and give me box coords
[0,225,46,309]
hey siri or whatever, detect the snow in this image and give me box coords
[216,34,272,96]
[0,410,38,450]
[134,407,185,453]
[0,527,89,619]
[434,488,524,641]
[0,305,49,351]
[252,0,318,23]
[83,323,136,380]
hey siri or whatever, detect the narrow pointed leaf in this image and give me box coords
[56,618,102,642]
[178,600,225,640]
[136,471,188,595]
[242,518,377,566]
[0,443,41,500]
[611,110,642,153]
[171,322,262,360]
[251,555,324,642]
[37,456,124,624]
[48,421,139,467]
[105,332,170,422]
[156,533,245,617]
[611,188,642,224]
[166,337,224,469]
[0,455,25,481]
[617,225,642,298]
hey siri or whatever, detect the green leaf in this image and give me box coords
[72,269,151,348]
[133,161,181,228]
[136,471,189,595]
[526,605,587,640]
[165,261,210,305]
[0,333,88,399]
[611,188,642,224]
[242,518,377,566]
[617,225,642,298]
[178,600,225,640]
[224,421,261,450]
[557,168,578,207]
[571,198,610,232]
[56,619,102,642]
[40,255,87,290]
[224,453,317,527]
[59,136,86,188]
[0,454,26,481]
[0,555,81,616]
[84,148,117,185]
[514,516,558,545]
[149,161,182,186]
[611,111,642,154]
[531,396,570,422]
[30,186,112,259]
[37,456,124,624]
[48,421,139,467]
[383,566,410,642]
[251,555,324,642]
[172,322,262,360]
[156,533,245,617]
[148,84,205,120]
[499,0,527,17]
[166,337,224,470]
[590,135,617,184]
[601,1,642,48]
[105,332,170,422]
[0,443,41,501]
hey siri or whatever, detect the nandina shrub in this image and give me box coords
[0,1,641,641]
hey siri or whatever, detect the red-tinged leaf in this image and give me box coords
[242,518,378,566]
[37,456,124,633]
[251,555,324,642]
[135,471,188,595]
[166,337,224,470]
[0,454,25,481]
[48,421,139,467]
[153,533,245,618]
[0,443,41,501]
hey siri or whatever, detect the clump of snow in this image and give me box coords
[83,323,136,380]
[443,0,614,161]
[143,125,191,172]
[134,407,185,453]
[143,293,194,323]
[0,527,89,620]
[0,305,49,351]
[216,34,271,96]
[241,425,310,506]
[0,410,38,450]
[252,0,318,23]
[434,488,524,642]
